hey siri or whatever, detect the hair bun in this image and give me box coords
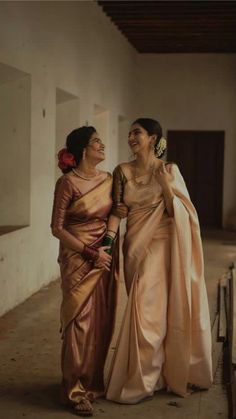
[58,148,76,172]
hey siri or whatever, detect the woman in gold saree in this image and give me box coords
[51,126,125,416]
[105,118,213,404]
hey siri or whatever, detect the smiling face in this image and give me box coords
[128,123,156,156]
[86,131,105,163]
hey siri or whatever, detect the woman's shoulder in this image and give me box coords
[97,170,112,179]
[54,172,75,197]
[164,160,176,167]
[114,161,131,170]
[114,162,133,179]
[164,162,185,183]
[119,161,132,169]
[164,161,178,173]
[56,171,73,184]
[61,171,79,185]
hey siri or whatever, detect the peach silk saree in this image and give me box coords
[51,171,118,404]
[106,163,212,403]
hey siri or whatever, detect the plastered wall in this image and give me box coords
[0,1,136,316]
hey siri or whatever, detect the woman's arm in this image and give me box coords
[101,166,128,254]
[106,213,122,239]
[51,176,85,252]
[109,164,128,237]
[52,226,85,253]
[51,176,112,268]
[161,183,174,217]
[155,163,174,217]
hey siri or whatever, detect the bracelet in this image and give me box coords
[81,244,99,262]
[107,229,117,238]
[102,234,115,255]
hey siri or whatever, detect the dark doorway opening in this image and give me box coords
[167,130,224,228]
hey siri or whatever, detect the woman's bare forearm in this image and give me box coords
[106,214,121,238]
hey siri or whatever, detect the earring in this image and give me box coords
[83,149,86,160]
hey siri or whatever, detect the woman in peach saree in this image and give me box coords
[105,118,213,404]
[51,126,125,416]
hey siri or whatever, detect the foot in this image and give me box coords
[74,398,93,416]
[188,383,205,393]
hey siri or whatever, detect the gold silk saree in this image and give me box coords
[51,171,118,404]
[106,163,212,403]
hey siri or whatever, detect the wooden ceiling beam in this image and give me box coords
[97,0,236,53]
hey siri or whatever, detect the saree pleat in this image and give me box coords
[106,163,212,403]
[51,172,118,405]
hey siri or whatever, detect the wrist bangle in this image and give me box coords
[102,234,115,255]
[107,229,117,237]
[81,245,99,262]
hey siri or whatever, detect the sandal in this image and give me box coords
[74,398,93,417]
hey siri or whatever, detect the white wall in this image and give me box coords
[118,116,131,163]
[93,105,109,170]
[0,1,137,316]
[137,54,236,228]
[55,89,80,179]
[0,73,31,227]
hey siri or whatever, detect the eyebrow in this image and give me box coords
[128,128,141,136]
[90,137,100,142]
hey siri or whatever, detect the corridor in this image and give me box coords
[0,230,235,419]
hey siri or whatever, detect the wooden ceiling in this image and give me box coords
[97,1,236,53]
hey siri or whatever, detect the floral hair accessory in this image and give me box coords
[156,137,167,158]
[57,148,76,171]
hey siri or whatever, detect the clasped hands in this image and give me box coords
[95,203,128,271]
[94,246,112,271]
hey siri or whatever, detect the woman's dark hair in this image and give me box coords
[132,118,166,158]
[132,118,162,141]
[66,126,96,165]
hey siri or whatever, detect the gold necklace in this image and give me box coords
[72,168,99,180]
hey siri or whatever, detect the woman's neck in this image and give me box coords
[77,160,98,176]
[135,151,157,171]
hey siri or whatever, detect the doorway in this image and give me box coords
[167,130,224,228]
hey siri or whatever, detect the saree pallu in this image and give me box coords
[51,173,118,405]
[106,164,212,404]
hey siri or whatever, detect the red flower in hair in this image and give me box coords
[57,148,76,171]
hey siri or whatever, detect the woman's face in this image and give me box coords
[128,123,154,155]
[86,131,105,162]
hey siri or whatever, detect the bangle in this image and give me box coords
[81,245,99,262]
[107,229,117,238]
[102,234,115,255]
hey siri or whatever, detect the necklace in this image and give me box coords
[133,162,156,188]
[72,168,99,180]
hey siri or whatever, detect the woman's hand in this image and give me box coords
[94,246,112,271]
[155,163,174,217]
[113,203,128,219]
[155,163,172,188]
